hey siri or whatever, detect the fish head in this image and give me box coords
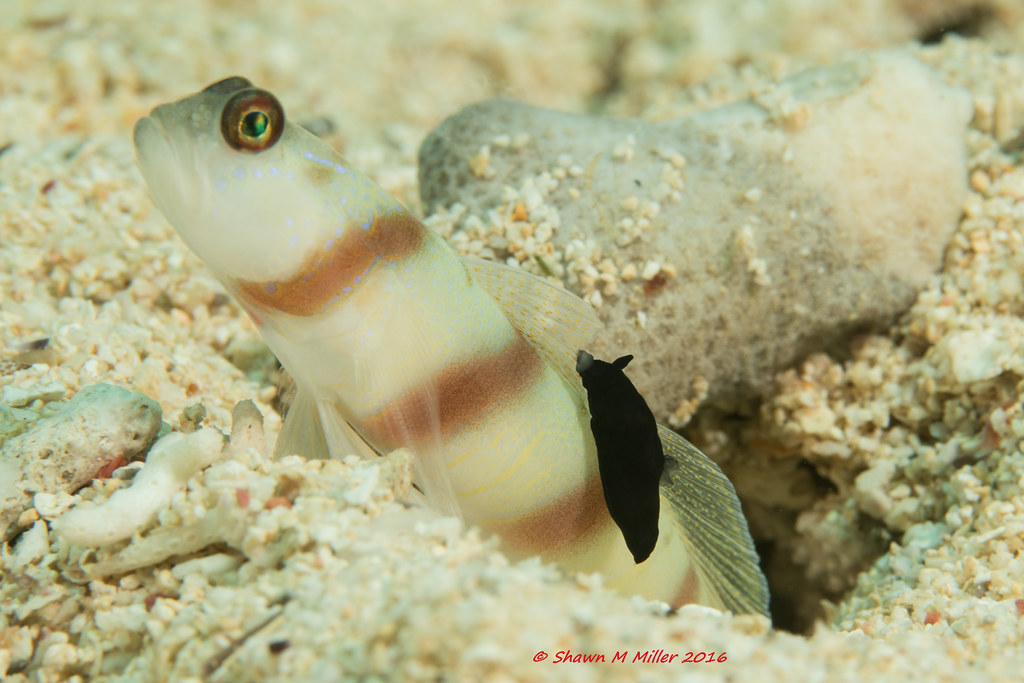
[134,76,376,286]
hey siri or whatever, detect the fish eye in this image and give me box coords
[220,88,285,152]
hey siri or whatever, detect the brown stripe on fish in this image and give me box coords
[358,332,544,449]
[671,565,701,608]
[233,212,424,316]
[483,476,608,554]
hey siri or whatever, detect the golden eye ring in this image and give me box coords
[221,88,285,152]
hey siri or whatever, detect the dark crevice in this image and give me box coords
[918,5,995,44]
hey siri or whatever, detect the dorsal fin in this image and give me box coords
[464,256,601,394]
[657,425,770,617]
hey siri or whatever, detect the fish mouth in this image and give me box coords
[133,114,173,181]
[133,113,195,221]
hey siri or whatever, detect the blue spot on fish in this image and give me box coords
[269,167,281,177]
[324,238,334,251]
[214,179,228,193]
[362,222,370,231]
[253,168,264,179]
[233,167,246,180]
[289,233,299,248]
[335,163,348,174]
[303,151,335,168]
[264,283,277,294]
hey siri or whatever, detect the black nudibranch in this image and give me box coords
[576,350,665,564]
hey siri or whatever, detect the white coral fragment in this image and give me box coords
[53,429,225,547]
[87,500,244,577]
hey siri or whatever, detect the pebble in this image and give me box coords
[935,329,1005,385]
[0,387,29,408]
[418,51,972,419]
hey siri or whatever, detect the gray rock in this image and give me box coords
[0,383,162,539]
[419,51,970,421]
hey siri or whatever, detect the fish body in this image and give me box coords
[134,77,769,616]
[576,351,664,564]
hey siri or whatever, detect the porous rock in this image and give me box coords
[0,384,162,540]
[419,51,971,420]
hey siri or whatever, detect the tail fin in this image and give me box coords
[658,425,770,617]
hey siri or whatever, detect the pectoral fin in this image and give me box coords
[274,382,458,517]
[275,384,376,461]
